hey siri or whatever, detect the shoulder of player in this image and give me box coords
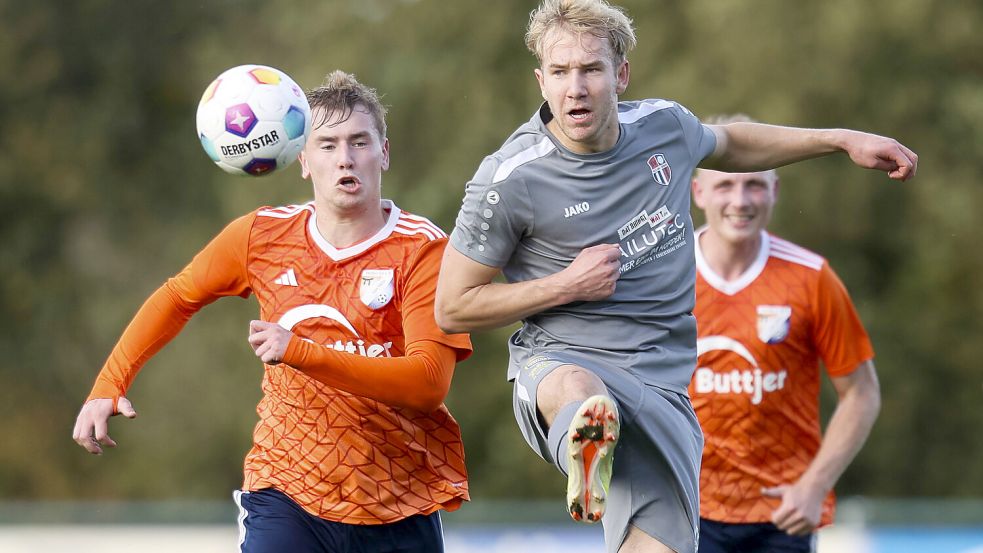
[617,98,692,127]
[473,121,557,187]
[254,202,315,221]
[767,234,826,272]
[391,208,449,243]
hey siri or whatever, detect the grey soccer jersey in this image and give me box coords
[450,100,716,393]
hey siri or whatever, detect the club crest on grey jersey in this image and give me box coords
[647,153,672,186]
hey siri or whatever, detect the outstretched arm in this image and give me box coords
[72,212,253,455]
[434,244,621,334]
[248,321,459,412]
[703,122,917,181]
[764,360,881,535]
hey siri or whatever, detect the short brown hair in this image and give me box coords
[525,0,637,65]
[306,71,387,138]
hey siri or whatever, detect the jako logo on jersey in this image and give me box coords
[695,335,787,405]
[360,269,394,310]
[563,201,590,218]
[757,305,791,344]
[647,153,672,186]
[277,304,394,358]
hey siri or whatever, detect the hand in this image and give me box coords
[557,244,622,302]
[72,397,137,455]
[248,320,294,364]
[840,130,918,181]
[762,482,825,536]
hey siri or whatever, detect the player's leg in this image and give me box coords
[537,363,620,522]
[600,383,703,553]
[235,488,343,552]
[620,525,675,553]
[512,354,621,524]
[537,363,608,426]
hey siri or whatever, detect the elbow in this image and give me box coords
[404,386,448,413]
[868,387,882,420]
[434,300,470,335]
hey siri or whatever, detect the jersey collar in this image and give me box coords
[695,227,770,296]
[307,199,401,262]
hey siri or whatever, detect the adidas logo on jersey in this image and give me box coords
[274,269,298,287]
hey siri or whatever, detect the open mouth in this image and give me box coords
[337,176,360,190]
[568,108,592,122]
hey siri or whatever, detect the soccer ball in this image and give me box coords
[196,64,311,176]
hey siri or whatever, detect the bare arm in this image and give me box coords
[765,360,881,535]
[434,244,621,334]
[703,122,917,181]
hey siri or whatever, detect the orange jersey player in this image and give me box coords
[73,71,472,553]
[689,116,881,553]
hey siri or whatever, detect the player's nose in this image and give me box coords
[336,144,355,169]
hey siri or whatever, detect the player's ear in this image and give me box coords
[298,151,310,180]
[381,138,390,172]
[534,68,547,100]
[691,176,706,208]
[615,60,630,95]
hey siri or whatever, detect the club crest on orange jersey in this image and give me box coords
[360,269,394,310]
[647,153,672,186]
[757,305,791,344]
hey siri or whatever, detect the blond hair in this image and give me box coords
[306,70,387,138]
[525,0,637,65]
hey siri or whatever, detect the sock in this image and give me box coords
[547,400,583,476]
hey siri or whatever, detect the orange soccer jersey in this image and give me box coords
[88,200,472,524]
[690,230,873,526]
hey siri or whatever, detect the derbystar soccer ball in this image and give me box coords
[196,64,311,176]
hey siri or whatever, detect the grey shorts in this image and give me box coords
[512,351,703,553]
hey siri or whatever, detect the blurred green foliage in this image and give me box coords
[1,0,980,508]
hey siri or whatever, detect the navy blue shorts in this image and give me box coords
[234,488,444,553]
[698,518,815,553]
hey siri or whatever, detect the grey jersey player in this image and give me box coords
[436,2,917,553]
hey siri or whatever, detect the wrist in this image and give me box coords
[540,272,573,306]
[821,128,850,153]
[281,333,304,366]
[797,470,834,496]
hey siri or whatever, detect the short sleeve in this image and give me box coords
[668,101,717,162]
[449,156,533,268]
[812,262,875,377]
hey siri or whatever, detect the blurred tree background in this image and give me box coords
[0,0,980,510]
